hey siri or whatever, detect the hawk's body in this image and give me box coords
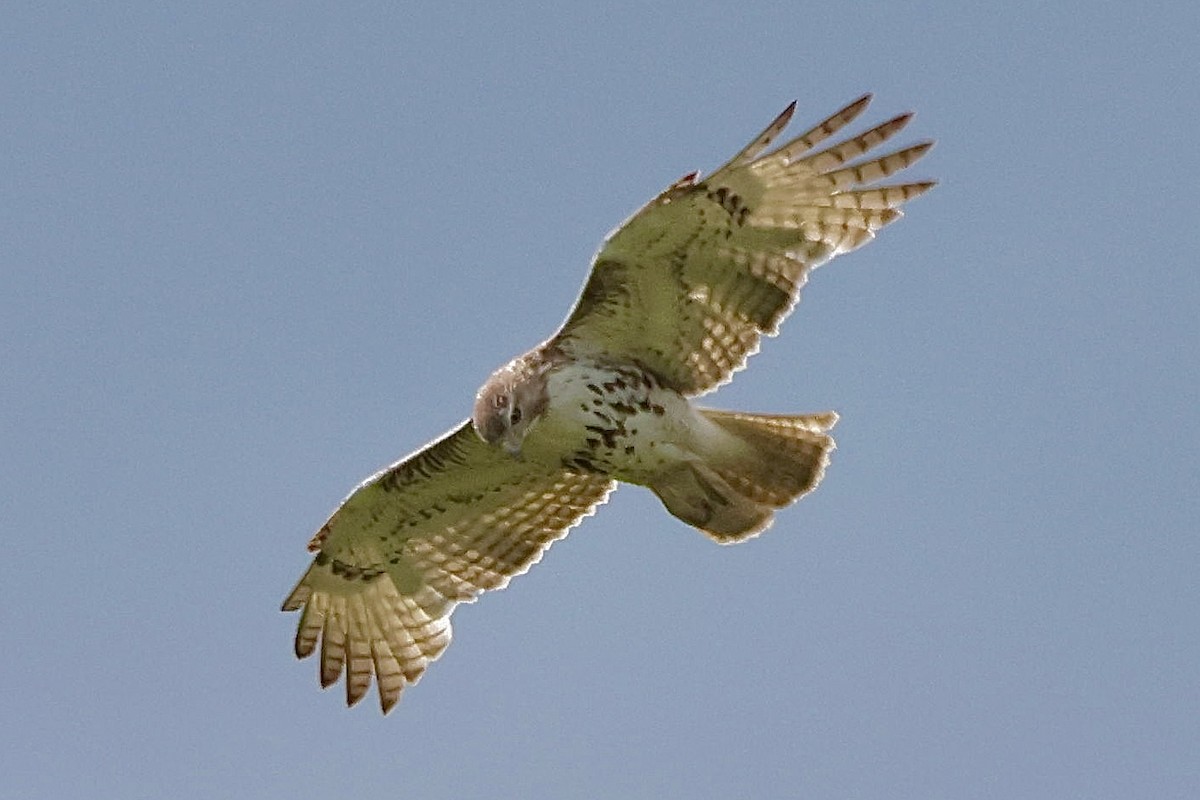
[524,354,695,480]
[283,94,935,712]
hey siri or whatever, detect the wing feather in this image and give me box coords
[715,100,797,171]
[553,95,935,394]
[762,92,874,165]
[282,420,615,713]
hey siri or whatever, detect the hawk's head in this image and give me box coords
[472,354,551,457]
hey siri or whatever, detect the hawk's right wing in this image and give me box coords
[552,94,934,396]
[282,420,615,713]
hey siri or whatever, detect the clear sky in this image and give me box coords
[3,2,1197,799]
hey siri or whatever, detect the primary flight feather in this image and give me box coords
[283,94,935,713]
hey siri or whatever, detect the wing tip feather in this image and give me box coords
[843,92,873,116]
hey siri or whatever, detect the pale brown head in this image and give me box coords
[472,354,552,456]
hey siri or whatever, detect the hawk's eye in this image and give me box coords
[510,407,522,425]
[493,394,508,409]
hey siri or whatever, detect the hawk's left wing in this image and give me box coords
[551,94,935,396]
[282,420,615,713]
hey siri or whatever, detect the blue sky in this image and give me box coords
[3,2,1197,798]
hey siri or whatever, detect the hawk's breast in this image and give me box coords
[524,359,694,483]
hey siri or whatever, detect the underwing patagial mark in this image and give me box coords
[705,184,751,225]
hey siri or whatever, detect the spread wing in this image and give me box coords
[551,94,935,395]
[281,420,615,713]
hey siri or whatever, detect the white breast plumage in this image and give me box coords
[526,360,693,480]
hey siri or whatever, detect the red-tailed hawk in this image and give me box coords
[283,94,934,712]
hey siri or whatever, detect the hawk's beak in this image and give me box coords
[502,432,523,459]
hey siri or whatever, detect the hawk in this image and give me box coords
[283,94,934,712]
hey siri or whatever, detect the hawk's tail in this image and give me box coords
[648,409,837,542]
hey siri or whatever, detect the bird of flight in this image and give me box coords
[283,94,934,713]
